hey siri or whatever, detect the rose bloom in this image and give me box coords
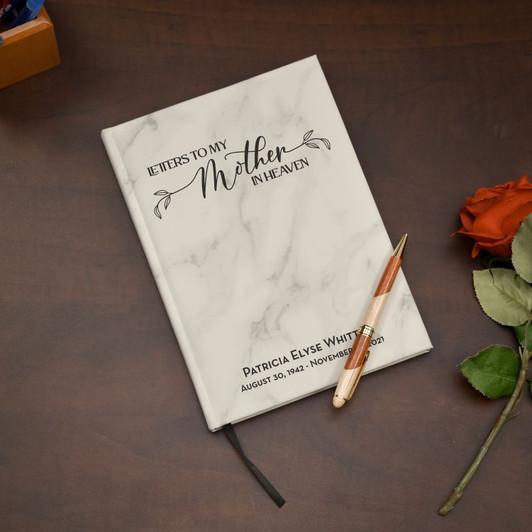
[452,174,532,258]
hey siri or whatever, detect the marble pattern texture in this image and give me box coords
[102,56,432,431]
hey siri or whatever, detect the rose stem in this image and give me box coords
[438,319,531,516]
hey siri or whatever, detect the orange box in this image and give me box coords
[0,7,60,89]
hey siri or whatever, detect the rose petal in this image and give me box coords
[474,234,513,257]
[451,175,532,258]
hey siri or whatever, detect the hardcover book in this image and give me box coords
[102,56,432,431]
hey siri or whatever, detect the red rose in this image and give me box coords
[452,174,532,258]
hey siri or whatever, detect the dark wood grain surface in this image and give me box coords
[2,1,531,530]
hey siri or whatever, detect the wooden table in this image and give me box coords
[2,2,531,530]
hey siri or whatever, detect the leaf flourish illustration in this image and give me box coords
[153,176,195,219]
[299,130,331,151]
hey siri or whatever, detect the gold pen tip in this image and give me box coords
[392,233,408,259]
[333,396,346,408]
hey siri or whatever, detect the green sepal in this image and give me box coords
[473,268,532,326]
[512,213,532,283]
[458,345,520,399]
[486,256,512,269]
[515,322,532,352]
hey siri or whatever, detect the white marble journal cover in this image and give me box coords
[102,56,432,431]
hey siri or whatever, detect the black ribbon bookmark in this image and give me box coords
[222,424,285,507]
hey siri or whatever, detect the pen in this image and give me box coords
[333,234,408,408]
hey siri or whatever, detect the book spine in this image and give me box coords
[101,129,219,431]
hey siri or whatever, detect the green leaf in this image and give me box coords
[512,213,532,283]
[458,345,520,399]
[515,322,532,352]
[473,268,532,326]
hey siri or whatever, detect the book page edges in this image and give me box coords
[101,128,220,431]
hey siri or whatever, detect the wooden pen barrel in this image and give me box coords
[344,255,402,370]
[374,255,402,296]
[344,332,372,370]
